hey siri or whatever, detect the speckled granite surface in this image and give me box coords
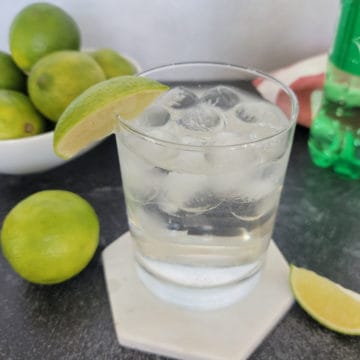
[0,127,359,360]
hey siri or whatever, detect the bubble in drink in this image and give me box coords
[260,134,289,162]
[123,128,179,168]
[235,102,288,129]
[230,193,278,222]
[176,104,223,133]
[201,86,239,109]
[119,147,166,203]
[235,103,259,123]
[205,132,260,173]
[139,105,170,127]
[207,131,245,146]
[159,173,211,213]
[172,150,208,174]
[163,86,198,109]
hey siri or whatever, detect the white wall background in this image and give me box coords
[1,0,339,72]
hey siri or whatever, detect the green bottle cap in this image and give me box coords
[330,0,360,76]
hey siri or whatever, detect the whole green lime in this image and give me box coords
[28,50,106,122]
[90,48,137,78]
[9,2,81,73]
[0,51,26,91]
[0,89,45,139]
[0,190,99,285]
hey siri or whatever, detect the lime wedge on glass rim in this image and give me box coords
[290,265,360,335]
[53,75,168,159]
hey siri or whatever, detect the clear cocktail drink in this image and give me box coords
[115,63,298,309]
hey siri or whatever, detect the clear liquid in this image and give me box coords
[116,85,290,288]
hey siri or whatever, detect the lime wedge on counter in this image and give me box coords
[290,265,360,335]
[53,75,168,159]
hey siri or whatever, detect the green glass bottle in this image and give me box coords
[308,0,360,179]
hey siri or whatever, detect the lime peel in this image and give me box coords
[9,2,80,73]
[90,48,137,78]
[54,75,168,159]
[1,190,99,285]
[290,265,360,335]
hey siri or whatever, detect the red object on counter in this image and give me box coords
[254,54,327,127]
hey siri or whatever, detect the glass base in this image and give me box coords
[135,254,263,310]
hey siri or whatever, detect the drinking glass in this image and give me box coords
[115,63,298,309]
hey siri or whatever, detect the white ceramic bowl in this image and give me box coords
[0,54,141,175]
[0,131,67,175]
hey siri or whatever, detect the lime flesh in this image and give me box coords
[290,265,360,335]
[53,75,168,159]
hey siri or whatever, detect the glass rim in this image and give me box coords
[117,61,299,150]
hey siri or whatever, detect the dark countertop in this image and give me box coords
[0,126,359,360]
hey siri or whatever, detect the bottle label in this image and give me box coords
[330,0,360,76]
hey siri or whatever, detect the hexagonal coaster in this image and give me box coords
[103,232,293,360]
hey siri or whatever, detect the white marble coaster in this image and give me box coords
[103,232,293,360]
